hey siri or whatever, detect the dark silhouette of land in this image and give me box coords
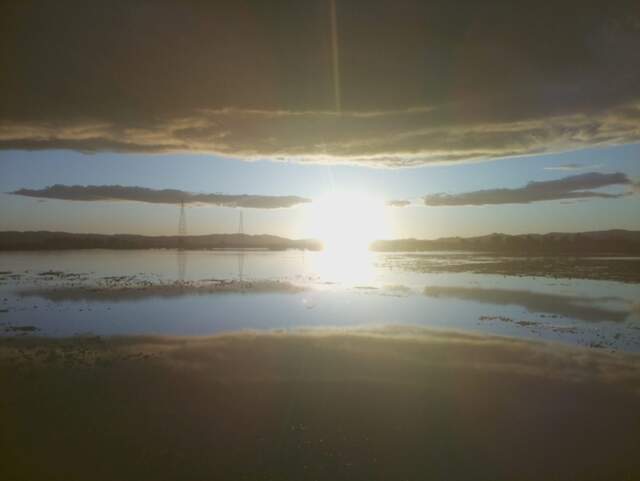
[0,231,322,251]
[2,229,640,255]
[371,229,640,255]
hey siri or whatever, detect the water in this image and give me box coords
[1,249,639,351]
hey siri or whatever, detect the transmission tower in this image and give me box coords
[177,201,187,282]
[178,200,187,237]
[237,210,245,284]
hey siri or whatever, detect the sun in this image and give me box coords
[307,191,390,254]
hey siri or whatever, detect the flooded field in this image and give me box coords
[1,249,639,352]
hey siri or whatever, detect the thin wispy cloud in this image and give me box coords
[10,185,311,209]
[544,163,603,171]
[0,2,638,166]
[386,200,412,208]
[422,172,633,207]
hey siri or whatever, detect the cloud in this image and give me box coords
[10,185,310,209]
[544,163,603,171]
[423,285,630,322]
[386,199,411,207]
[423,172,633,206]
[0,1,639,166]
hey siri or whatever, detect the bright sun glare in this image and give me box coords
[308,192,390,254]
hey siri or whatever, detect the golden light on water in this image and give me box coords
[303,192,384,286]
[306,191,390,255]
[306,247,378,286]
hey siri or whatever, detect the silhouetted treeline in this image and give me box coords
[0,231,322,251]
[370,230,640,255]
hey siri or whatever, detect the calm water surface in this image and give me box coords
[1,249,639,351]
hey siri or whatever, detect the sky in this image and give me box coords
[2,144,639,239]
[1,0,639,240]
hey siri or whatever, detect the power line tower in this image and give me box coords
[178,200,187,237]
[237,210,245,285]
[177,201,187,282]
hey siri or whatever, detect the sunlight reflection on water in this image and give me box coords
[0,250,639,351]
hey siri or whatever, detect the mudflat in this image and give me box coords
[2,327,639,481]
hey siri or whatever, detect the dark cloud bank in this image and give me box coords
[1,1,639,166]
[11,185,310,209]
[13,173,635,209]
[423,172,634,206]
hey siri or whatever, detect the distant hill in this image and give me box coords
[0,231,322,251]
[2,230,640,255]
[370,230,640,255]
